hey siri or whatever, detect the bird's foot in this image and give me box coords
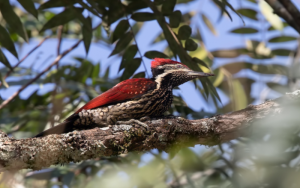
[117,119,148,129]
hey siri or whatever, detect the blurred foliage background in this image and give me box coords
[0,0,300,187]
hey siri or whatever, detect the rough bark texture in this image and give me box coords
[0,90,300,171]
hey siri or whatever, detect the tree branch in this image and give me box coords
[0,90,299,171]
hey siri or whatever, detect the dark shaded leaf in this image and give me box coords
[39,0,74,9]
[92,63,100,85]
[82,17,92,55]
[223,0,245,24]
[144,51,169,59]
[110,32,133,57]
[119,45,138,71]
[120,58,141,81]
[126,1,148,13]
[169,10,182,28]
[201,13,217,35]
[185,39,198,51]
[0,25,18,59]
[40,8,83,32]
[131,12,156,22]
[212,0,233,22]
[230,27,258,34]
[272,49,292,56]
[192,57,209,68]
[0,0,28,42]
[178,25,192,40]
[133,72,145,78]
[0,49,12,71]
[162,0,176,15]
[154,0,164,5]
[268,36,297,43]
[236,8,257,20]
[17,0,38,18]
[112,20,130,43]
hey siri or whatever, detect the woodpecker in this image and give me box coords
[35,58,214,137]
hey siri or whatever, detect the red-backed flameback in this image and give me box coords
[35,58,214,137]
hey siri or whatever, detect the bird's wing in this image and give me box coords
[75,78,156,113]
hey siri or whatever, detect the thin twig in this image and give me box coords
[0,40,82,110]
[125,14,150,78]
[0,36,50,87]
[57,25,64,66]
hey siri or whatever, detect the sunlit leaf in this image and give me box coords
[0,72,9,88]
[259,0,283,31]
[201,13,217,36]
[0,0,28,42]
[131,12,156,22]
[230,27,258,34]
[110,32,133,57]
[268,36,297,43]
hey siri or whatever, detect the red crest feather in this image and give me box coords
[151,58,188,68]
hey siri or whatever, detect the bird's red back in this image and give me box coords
[75,78,156,113]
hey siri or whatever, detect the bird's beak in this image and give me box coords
[187,71,214,77]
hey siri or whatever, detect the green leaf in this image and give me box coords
[119,45,138,71]
[112,20,130,43]
[92,63,100,85]
[223,0,245,24]
[0,0,28,42]
[272,49,292,56]
[0,49,12,70]
[17,0,38,18]
[39,0,74,9]
[178,25,192,40]
[268,22,288,31]
[109,32,133,57]
[120,58,141,81]
[0,25,18,59]
[0,71,9,88]
[230,27,258,34]
[162,0,176,15]
[185,39,198,51]
[40,8,83,32]
[267,83,289,94]
[144,51,169,59]
[131,12,156,22]
[237,8,257,20]
[201,13,217,35]
[169,10,182,28]
[133,72,145,78]
[126,1,148,13]
[268,36,297,43]
[211,48,247,58]
[212,0,233,22]
[82,17,92,55]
